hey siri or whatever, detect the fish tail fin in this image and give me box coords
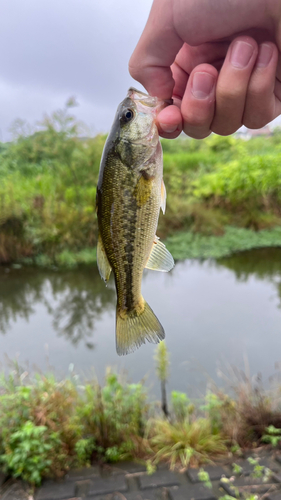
[116,298,165,356]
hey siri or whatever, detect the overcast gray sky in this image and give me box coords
[0,0,153,141]
[1,0,281,141]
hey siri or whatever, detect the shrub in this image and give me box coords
[148,418,226,469]
[0,421,59,485]
[0,371,81,483]
[77,372,148,461]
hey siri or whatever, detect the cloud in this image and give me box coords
[0,0,152,140]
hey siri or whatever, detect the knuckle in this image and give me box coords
[182,111,209,129]
[160,129,182,139]
[247,84,268,102]
[211,105,243,135]
[128,56,142,79]
[128,65,138,80]
[243,114,270,129]
[183,124,211,139]
[211,122,240,136]
[216,85,243,103]
[243,82,273,128]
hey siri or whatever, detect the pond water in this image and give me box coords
[1,248,281,398]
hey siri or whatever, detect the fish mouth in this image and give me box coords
[126,87,173,147]
[127,87,173,111]
[127,87,172,145]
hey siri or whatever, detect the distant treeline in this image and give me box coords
[1,99,281,264]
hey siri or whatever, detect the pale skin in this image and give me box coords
[129,0,281,139]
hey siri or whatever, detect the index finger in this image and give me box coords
[129,0,183,99]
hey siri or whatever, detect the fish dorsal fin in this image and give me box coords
[97,234,112,283]
[161,179,166,214]
[145,236,174,272]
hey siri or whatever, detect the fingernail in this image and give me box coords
[230,40,254,68]
[257,43,273,68]
[191,72,215,99]
[159,123,178,133]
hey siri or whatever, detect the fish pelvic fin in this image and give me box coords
[145,236,174,272]
[116,299,165,356]
[97,234,112,283]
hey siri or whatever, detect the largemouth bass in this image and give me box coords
[96,88,174,355]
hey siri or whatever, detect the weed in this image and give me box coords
[198,469,212,489]
[74,438,95,467]
[171,391,194,423]
[154,341,170,417]
[232,463,243,475]
[146,459,157,475]
[148,418,226,469]
[77,371,148,461]
[261,425,281,447]
[230,444,242,456]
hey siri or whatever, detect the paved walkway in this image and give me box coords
[1,451,281,500]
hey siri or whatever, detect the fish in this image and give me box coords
[96,87,174,355]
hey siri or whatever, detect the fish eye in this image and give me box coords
[122,108,134,123]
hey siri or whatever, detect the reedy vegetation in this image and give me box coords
[1,345,281,485]
[1,101,281,264]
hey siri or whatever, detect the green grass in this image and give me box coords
[147,418,226,469]
[16,227,281,268]
[19,248,97,268]
[2,100,281,266]
[165,226,281,260]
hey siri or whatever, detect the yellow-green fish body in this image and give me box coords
[96,88,174,355]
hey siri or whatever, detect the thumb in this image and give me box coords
[129,0,183,99]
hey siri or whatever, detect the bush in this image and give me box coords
[0,421,59,485]
[77,372,148,461]
[0,372,81,483]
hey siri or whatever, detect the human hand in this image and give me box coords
[129,0,281,139]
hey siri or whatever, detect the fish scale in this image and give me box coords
[96,88,174,355]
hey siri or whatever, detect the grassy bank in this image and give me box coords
[1,100,281,265]
[15,226,281,268]
[166,226,281,260]
[0,343,281,486]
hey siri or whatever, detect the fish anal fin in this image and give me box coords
[97,234,112,283]
[161,179,166,214]
[116,299,165,355]
[145,237,174,272]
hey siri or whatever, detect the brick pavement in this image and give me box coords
[1,452,281,499]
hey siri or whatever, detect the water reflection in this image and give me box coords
[217,248,281,282]
[1,248,281,391]
[1,247,281,357]
[0,266,116,346]
[0,269,39,333]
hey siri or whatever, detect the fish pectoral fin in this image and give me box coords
[116,299,165,356]
[97,234,112,283]
[145,236,174,272]
[161,178,166,214]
